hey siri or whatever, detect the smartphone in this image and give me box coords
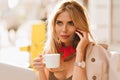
[72,33,80,48]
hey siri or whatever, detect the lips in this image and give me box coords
[61,35,70,39]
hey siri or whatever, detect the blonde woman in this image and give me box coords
[33,0,109,80]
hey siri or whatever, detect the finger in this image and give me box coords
[34,58,42,62]
[38,54,43,57]
[38,54,45,59]
[34,65,45,71]
[81,31,88,38]
[39,54,45,60]
[33,62,43,66]
[75,31,83,39]
[77,30,88,38]
[33,62,45,68]
[76,29,83,36]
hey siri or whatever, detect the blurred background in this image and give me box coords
[0,0,120,67]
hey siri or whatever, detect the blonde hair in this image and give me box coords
[44,0,94,53]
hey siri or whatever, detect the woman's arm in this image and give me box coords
[72,52,87,80]
[38,69,48,80]
[33,54,49,80]
[72,30,89,80]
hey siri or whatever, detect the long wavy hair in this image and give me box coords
[44,0,94,54]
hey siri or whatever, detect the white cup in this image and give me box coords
[44,54,60,68]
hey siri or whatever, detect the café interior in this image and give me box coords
[0,0,120,80]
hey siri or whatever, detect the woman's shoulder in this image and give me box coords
[87,42,108,50]
[86,42,110,59]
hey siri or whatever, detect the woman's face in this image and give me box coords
[55,11,76,46]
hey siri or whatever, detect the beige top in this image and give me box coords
[85,43,109,80]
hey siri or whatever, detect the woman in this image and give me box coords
[33,0,109,80]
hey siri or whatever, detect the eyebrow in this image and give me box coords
[56,20,62,22]
[56,20,73,23]
[68,20,73,23]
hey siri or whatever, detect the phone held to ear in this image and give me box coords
[72,34,80,48]
[72,30,83,47]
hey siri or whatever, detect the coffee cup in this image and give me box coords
[44,54,60,68]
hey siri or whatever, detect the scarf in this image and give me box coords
[58,45,76,61]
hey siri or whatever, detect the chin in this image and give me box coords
[61,40,67,43]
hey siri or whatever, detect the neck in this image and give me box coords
[62,43,72,47]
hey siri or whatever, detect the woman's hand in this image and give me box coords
[75,29,89,58]
[33,54,45,71]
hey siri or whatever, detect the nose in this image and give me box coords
[62,25,67,32]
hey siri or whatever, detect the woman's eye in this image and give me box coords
[56,21,63,25]
[68,21,74,26]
